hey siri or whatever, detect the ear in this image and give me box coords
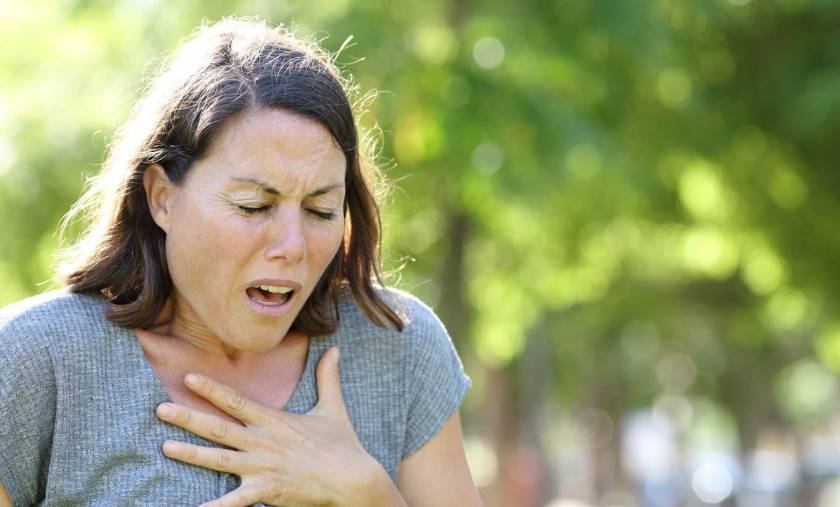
[143,163,175,234]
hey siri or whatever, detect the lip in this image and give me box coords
[246,278,303,292]
[244,278,303,317]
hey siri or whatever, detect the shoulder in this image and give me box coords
[335,285,456,360]
[388,287,449,335]
[337,284,448,334]
[0,289,108,355]
[0,292,100,505]
[0,289,106,334]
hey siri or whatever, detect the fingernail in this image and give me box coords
[157,404,174,419]
[185,373,200,387]
[163,440,180,454]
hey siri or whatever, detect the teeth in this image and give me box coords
[258,285,293,294]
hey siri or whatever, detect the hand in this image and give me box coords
[155,347,390,507]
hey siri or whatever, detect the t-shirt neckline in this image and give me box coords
[122,325,327,416]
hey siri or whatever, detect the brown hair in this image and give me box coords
[57,17,404,335]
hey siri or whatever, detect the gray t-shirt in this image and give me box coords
[0,287,470,506]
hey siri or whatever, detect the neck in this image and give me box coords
[148,295,255,365]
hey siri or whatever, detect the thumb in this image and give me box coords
[314,346,346,416]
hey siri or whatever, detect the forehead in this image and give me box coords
[197,108,346,185]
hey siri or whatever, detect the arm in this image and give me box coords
[397,411,482,506]
[0,483,12,507]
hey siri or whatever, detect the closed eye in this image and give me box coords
[238,205,271,214]
[307,209,338,222]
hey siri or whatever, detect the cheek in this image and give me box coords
[165,205,248,292]
[308,219,345,266]
[165,222,207,290]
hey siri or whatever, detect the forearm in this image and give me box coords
[0,482,12,507]
[359,464,408,507]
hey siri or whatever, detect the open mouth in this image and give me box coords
[246,284,295,306]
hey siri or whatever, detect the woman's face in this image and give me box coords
[148,108,346,353]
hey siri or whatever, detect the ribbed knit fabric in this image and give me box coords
[0,287,471,506]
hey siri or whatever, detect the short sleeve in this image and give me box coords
[0,316,57,505]
[400,298,472,460]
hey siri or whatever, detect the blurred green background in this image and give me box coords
[2,0,839,506]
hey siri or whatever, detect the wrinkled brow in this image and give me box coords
[229,177,344,197]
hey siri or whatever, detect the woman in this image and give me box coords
[0,17,480,506]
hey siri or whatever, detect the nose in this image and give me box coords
[263,205,306,264]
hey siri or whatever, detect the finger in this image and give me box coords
[161,440,249,474]
[198,486,265,507]
[182,373,273,426]
[313,346,347,416]
[156,403,259,451]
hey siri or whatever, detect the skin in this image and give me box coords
[0,108,482,506]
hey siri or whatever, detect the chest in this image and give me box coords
[42,326,405,504]
[134,330,309,422]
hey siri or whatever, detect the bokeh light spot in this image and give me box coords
[657,68,692,109]
[816,325,840,373]
[656,352,697,392]
[764,287,808,331]
[768,167,808,209]
[678,160,732,221]
[682,226,739,278]
[742,246,787,295]
[411,23,456,65]
[566,143,602,179]
[472,142,504,174]
[691,462,733,503]
[472,36,505,69]
[776,359,837,422]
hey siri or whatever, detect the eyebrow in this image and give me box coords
[229,177,344,197]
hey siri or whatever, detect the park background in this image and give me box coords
[1,0,839,506]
